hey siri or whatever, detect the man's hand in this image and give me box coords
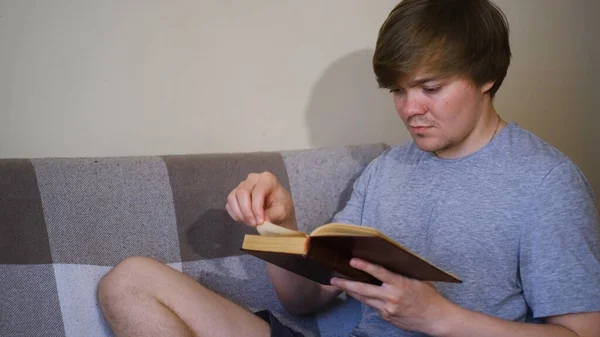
[330,258,452,336]
[331,258,600,337]
[226,172,341,315]
[226,171,296,230]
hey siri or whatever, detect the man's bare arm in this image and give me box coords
[268,264,342,315]
[438,306,600,337]
[331,257,600,337]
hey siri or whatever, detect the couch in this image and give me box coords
[0,143,388,337]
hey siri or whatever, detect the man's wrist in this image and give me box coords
[426,298,466,337]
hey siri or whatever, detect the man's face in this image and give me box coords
[391,71,493,157]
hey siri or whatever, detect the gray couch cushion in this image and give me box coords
[0,143,387,337]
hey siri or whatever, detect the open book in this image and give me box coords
[241,222,461,285]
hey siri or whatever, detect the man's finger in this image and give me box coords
[330,277,385,300]
[235,185,256,226]
[350,258,399,285]
[342,289,385,311]
[251,175,275,224]
[225,195,244,222]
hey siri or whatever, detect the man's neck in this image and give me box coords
[434,105,505,159]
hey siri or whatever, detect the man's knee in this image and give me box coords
[97,256,159,310]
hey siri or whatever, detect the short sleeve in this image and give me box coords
[519,160,600,318]
[331,153,384,226]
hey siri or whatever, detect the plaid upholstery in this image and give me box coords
[0,144,387,337]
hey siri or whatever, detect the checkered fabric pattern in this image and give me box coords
[0,143,387,337]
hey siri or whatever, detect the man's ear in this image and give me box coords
[481,80,495,94]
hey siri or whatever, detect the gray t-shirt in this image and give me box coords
[332,122,600,337]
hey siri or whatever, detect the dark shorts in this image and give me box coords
[254,310,305,337]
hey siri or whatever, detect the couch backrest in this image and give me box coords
[0,143,387,337]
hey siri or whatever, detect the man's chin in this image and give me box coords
[412,138,449,153]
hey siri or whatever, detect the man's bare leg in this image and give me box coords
[97,256,271,337]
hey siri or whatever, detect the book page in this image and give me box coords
[242,235,307,254]
[256,221,307,237]
[310,223,382,237]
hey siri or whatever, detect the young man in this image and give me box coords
[97,0,600,336]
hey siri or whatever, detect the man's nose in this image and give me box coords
[402,92,425,118]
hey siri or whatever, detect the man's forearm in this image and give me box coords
[435,302,579,337]
[267,264,340,315]
[265,215,342,315]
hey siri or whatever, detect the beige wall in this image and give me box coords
[492,0,600,205]
[1,1,598,201]
[0,0,403,158]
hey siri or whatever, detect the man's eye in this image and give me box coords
[389,88,404,94]
[423,86,441,94]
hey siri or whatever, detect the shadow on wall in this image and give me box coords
[304,48,411,149]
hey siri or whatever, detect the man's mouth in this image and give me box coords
[409,125,433,132]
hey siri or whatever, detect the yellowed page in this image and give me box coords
[310,223,381,237]
[256,221,307,237]
[242,235,307,254]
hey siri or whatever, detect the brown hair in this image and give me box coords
[373,0,511,97]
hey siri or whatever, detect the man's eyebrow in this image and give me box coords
[406,76,443,87]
